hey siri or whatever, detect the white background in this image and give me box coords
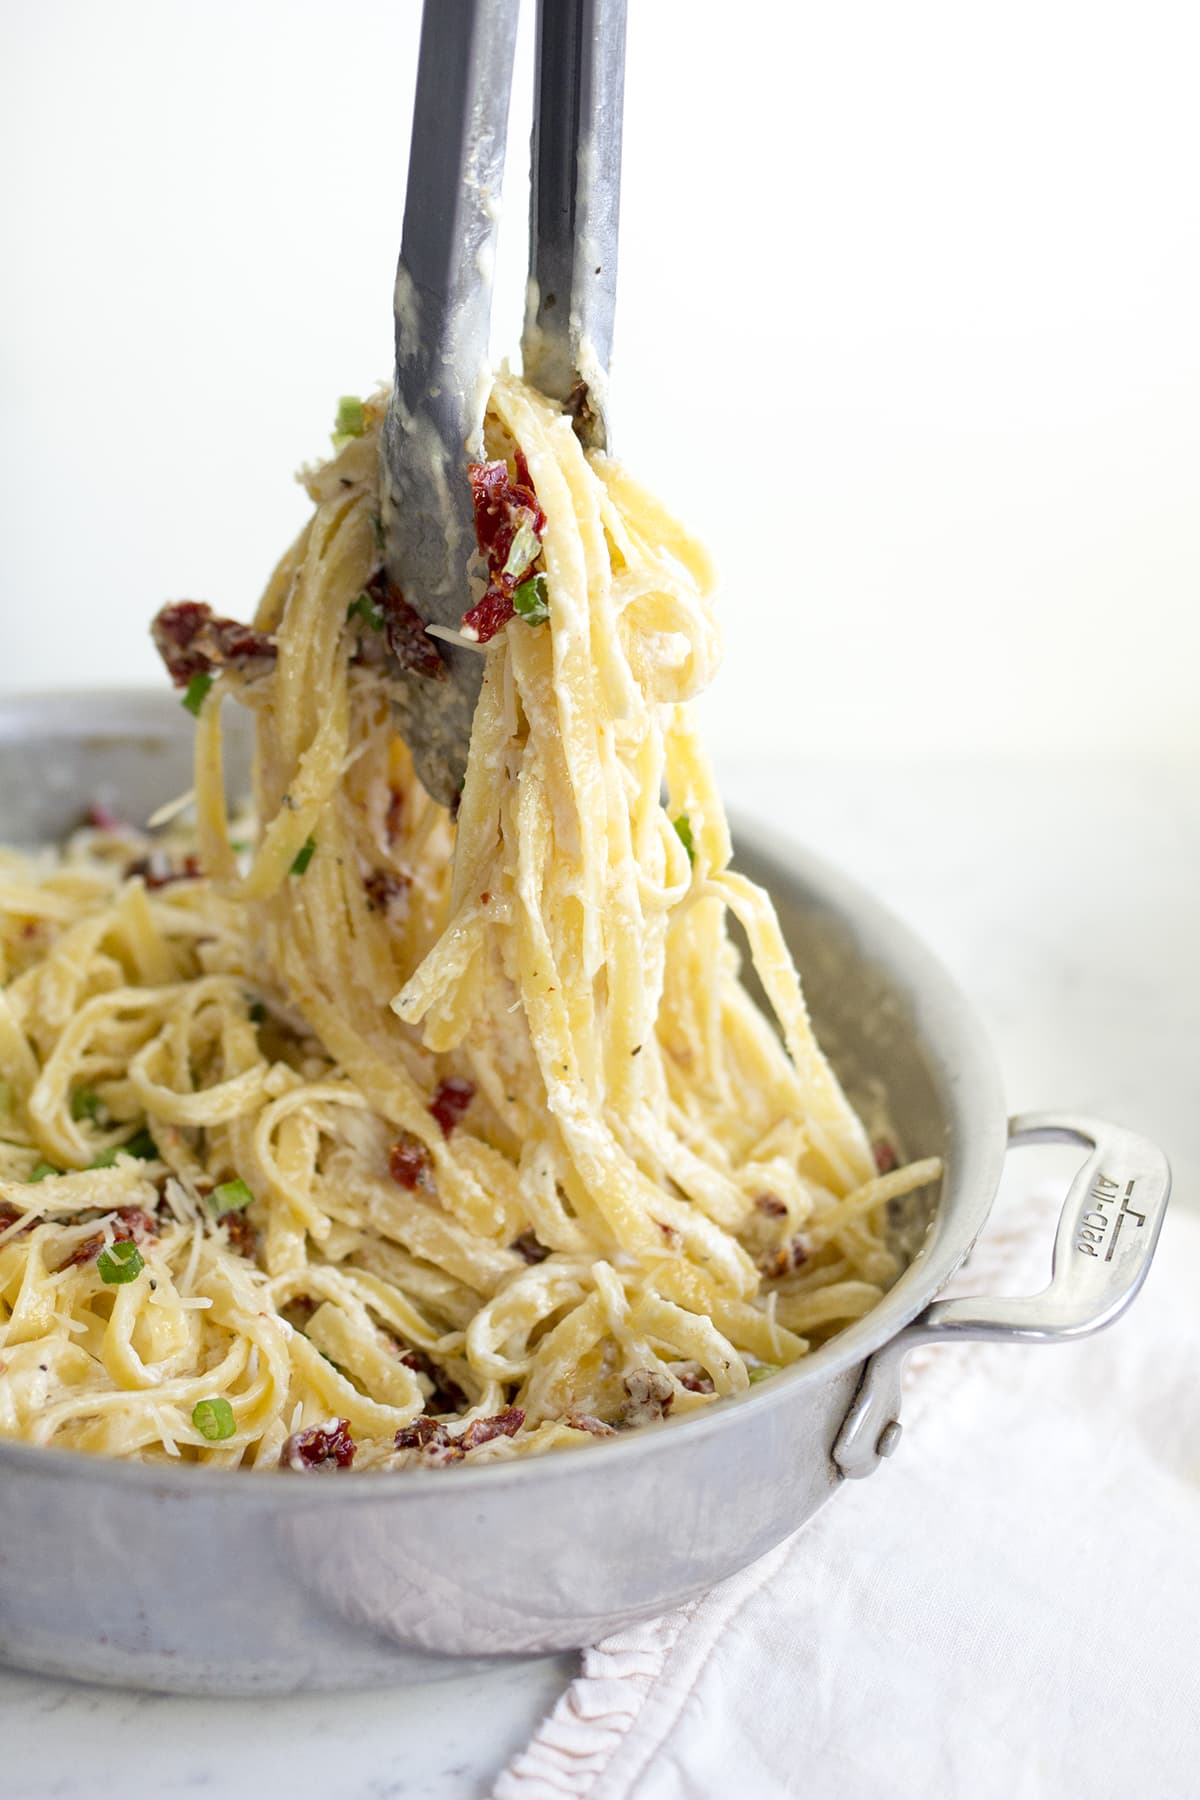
[1,0,1197,762]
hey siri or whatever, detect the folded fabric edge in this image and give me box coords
[493,1609,696,1798]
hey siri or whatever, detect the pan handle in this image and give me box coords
[832,1112,1171,1479]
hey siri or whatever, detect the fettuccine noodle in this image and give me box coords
[0,376,938,1470]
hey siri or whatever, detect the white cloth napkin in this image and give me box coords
[496,1180,1200,1800]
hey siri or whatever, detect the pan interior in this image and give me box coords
[0,690,1005,1437]
[729,845,944,1262]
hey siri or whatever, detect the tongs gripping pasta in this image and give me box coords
[381,0,627,807]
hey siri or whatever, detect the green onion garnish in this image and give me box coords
[192,1397,236,1441]
[672,814,695,865]
[502,520,542,583]
[209,1177,253,1215]
[182,672,214,717]
[512,573,550,627]
[333,395,366,440]
[290,836,316,877]
[97,1240,144,1284]
[748,1363,781,1386]
[71,1087,105,1124]
[28,1160,59,1183]
[346,593,385,631]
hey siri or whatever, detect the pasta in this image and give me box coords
[0,376,938,1471]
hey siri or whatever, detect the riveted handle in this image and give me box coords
[832,1113,1171,1479]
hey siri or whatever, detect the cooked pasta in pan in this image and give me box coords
[0,378,937,1469]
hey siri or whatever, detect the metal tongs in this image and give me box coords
[381,0,627,807]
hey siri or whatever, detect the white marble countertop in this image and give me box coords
[3,754,1194,1799]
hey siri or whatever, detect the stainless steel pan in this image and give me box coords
[0,693,1170,1693]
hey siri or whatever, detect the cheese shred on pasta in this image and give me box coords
[0,375,938,1470]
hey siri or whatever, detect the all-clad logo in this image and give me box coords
[1076,1174,1146,1260]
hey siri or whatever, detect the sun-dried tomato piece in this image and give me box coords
[61,1233,105,1270]
[394,1415,448,1449]
[59,1205,156,1271]
[388,1133,432,1191]
[566,1411,618,1437]
[280,1418,356,1472]
[429,1078,474,1138]
[395,1407,523,1459]
[0,1203,34,1239]
[459,450,547,643]
[114,1205,159,1242]
[467,457,546,584]
[394,1416,462,1459]
[458,1407,524,1451]
[460,584,515,644]
[66,1230,113,1269]
[512,447,537,497]
[124,852,203,890]
[151,601,277,687]
[363,569,446,680]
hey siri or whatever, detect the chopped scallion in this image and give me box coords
[672,814,695,865]
[290,836,316,877]
[502,520,541,582]
[182,672,213,717]
[28,1160,59,1183]
[97,1240,144,1284]
[512,573,550,627]
[346,593,385,631]
[748,1363,781,1386]
[210,1177,253,1215]
[192,1397,236,1441]
[333,395,366,440]
[71,1087,106,1124]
